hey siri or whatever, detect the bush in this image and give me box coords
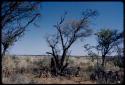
[10,74,31,84]
[26,57,31,63]
[68,58,74,65]
[2,56,16,69]
[2,73,31,84]
[33,58,49,68]
[113,57,123,68]
[86,65,94,72]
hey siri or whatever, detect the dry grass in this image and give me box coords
[2,55,123,84]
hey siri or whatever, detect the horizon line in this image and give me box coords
[5,54,119,57]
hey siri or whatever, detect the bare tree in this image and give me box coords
[1,1,41,57]
[46,9,98,75]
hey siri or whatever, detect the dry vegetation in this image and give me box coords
[2,55,123,84]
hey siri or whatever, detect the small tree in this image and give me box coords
[1,1,41,57]
[46,9,98,75]
[84,29,123,69]
[95,28,123,68]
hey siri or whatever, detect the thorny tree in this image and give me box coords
[84,29,123,69]
[1,1,41,57]
[46,9,98,75]
[95,29,123,68]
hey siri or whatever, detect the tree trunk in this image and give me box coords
[61,62,68,73]
[51,56,62,76]
[51,56,68,76]
[96,56,99,68]
[51,57,58,76]
[60,50,67,66]
[50,49,69,76]
[101,55,105,68]
[1,47,6,57]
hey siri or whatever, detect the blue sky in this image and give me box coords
[9,2,123,56]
